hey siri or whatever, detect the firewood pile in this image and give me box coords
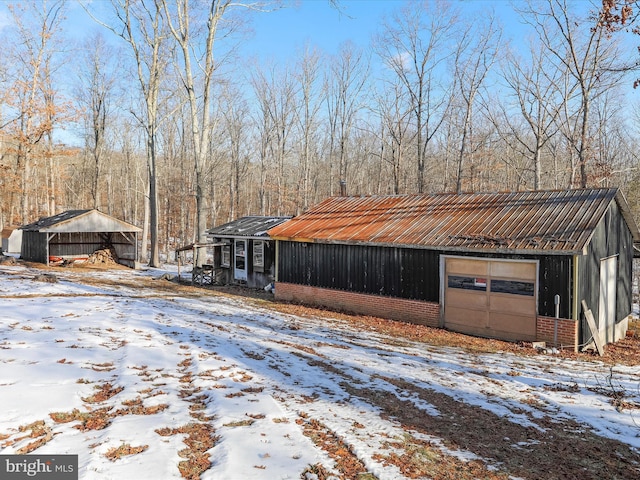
[0,255,17,265]
[88,246,119,265]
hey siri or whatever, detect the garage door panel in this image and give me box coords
[446,322,495,339]
[446,258,488,276]
[489,295,536,316]
[444,257,537,342]
[446,289,487,309]
[490,261,536,280]
[489,313,537,339]
[445,306,489,326]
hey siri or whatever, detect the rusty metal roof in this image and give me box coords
[268,188,640,254]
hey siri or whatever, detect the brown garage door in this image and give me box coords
[444,257,537,341]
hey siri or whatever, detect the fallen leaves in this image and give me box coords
[300,417,374,479]
[82,382,124,403]
[155,423,219,480]
[105,443,148,461]
[2,420,54,454]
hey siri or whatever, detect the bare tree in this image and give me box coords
[251,62,298,214]
[87,0,171,266]
[293,47,323,212]
[161,0,266,263]
[374,79,413,194]
[2,0,67,223]
[498,37,569,189]
[76,32,117,210]
[251,67,275,215]
[325,42,369,196]
[162,0,220,263]
[519,0,624,188]
[219,84,250,220]
[453,14,501,193]
[374,0,459,193]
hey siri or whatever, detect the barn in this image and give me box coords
[267,188,640,351]
[20,209,141,268]
[206,216,291,288]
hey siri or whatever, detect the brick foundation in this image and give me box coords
[275,283,579,350]
[275,282,440,327]
[536,316,578,351]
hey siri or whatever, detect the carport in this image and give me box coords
[19,209,141,268]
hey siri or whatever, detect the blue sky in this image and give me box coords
[0,0,597,64]
[242,0,398,62]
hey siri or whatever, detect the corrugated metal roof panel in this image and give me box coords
[268,188,637,253]
[20,210,141,233]
[20,210,92,231]
[207,216,292,238]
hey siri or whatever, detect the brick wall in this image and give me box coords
[536,316,578,351]
[275,282,440,327]
[276,282,579,350]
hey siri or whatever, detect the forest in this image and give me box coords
[1,0,639,266]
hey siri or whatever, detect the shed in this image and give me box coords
[20,209,141,268]
[206,216,291,288]
[1,227,22,254]
[268,188,640,351]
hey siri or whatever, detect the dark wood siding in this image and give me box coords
[578,201,634,344]
[20,231,48,264]
[278,242,440,302]
[537,255,573,319]
[246,239,276,289]
[21,231,137,266]
[278,241,573,318]
[48,232,136,260]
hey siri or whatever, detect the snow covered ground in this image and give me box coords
[0,262,639,479]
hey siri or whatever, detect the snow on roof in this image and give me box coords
[207,216,291,238]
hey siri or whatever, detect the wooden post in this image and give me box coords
[581,300,604,356]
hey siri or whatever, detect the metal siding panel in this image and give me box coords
[537,256,572,318]
[278,241,440,302]
[577,202,616,345]
[609,202,634,325]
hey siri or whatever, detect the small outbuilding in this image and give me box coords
[268,188,640,351]
[206,216,291,288]
[1,227,22,254]
[20,209,141,268]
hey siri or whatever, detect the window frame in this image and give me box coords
[253,240,265,273]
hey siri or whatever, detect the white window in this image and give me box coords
[253,241,264,272]
[221,244,231,267]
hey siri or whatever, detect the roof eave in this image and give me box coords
[271,237,582,255]
[208,234,273,241]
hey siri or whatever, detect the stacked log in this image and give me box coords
[88,246,119,265]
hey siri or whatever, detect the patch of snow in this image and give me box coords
[0,264,639,479]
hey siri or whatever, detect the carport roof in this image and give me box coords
[268,188,640,254]
[20,209,141,233]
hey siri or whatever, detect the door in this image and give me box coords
[444,257,537,341]
[598,256,618,344]
[234,239,247,281]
